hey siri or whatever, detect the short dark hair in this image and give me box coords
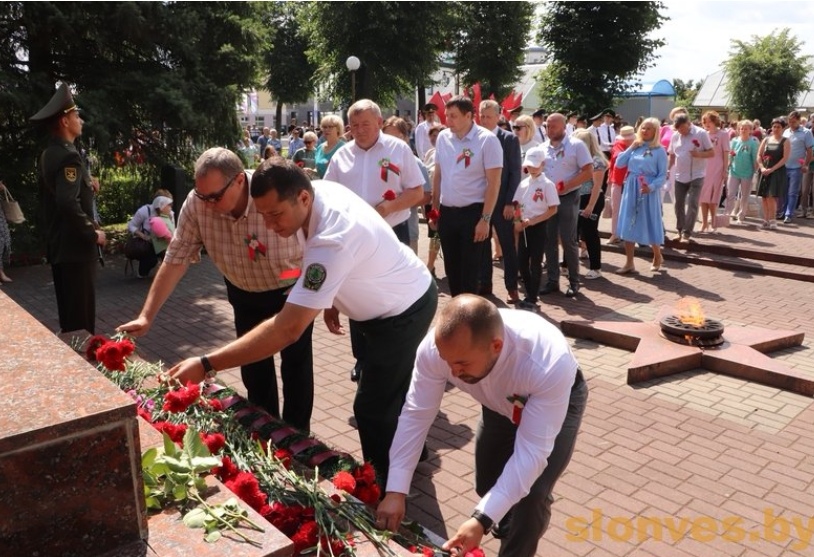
[674,114,691,127]
[445,95,474,115]
[770,117,788,129]
[250,156,312,202]
[788,110,801,120]
[436,294,503,346]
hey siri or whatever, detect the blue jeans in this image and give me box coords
[783,167,803,217]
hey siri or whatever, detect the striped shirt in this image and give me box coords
[163,172,302,292]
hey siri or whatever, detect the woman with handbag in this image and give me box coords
[126,190,173,278]
[0,181,13,283]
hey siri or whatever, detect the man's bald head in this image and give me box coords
[436,295,504,347]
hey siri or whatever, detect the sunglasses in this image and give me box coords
[194,173,238,203]
[512,125,527,130]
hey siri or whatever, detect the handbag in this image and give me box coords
[124,236,153,260]
[1,188,25,224]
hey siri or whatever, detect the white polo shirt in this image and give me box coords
[286,180,432,322]
[670,126,713,182]
[513,174,560,221]
[325,132,424,228]
[387,309,579,524]
[540,136,593,188]
[435,122,503,207]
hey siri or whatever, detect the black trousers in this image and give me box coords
[225,279,314,432]
[577,193,605,271]
[350,281,438,485]
[52,261,96,334]
[480,208,519,292]
[475,369,588,557]
[438,203,488,297]
[349,219,411,373]
[517,220,548,303]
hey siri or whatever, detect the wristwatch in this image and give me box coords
[480,213,492,223]
[200,355,217,381]
[471,510,494,532]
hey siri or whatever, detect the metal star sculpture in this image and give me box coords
[561,315,811,396]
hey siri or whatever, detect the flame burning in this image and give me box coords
[676,297,705,327]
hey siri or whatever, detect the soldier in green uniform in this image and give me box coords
[30,83,105,334]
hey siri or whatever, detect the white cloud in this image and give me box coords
[641,0,814,85]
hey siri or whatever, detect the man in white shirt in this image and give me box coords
[669,114,713,243]
[167,158,437,486]
[599,109,617,157]
[540,113,593,297]
[325,99,424,382]
[376,295,587,557]
[532,108,547,143]
[432,95,503,296]
[414,103,440,160]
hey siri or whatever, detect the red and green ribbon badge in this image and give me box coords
[244,233,267,261]
[279,268,301,291]
[532,188,544,202]
[507,394,528,425]
[457,148,473,168]
[379,158,401,181]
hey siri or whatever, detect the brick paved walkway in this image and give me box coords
[3,199,813,557]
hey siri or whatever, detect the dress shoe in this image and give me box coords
[565,284,579,297]
[540,283,560,295]
[506,290,520,304]
[350,364,362,382]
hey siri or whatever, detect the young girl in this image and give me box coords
[512,147,560,310]
[725,120,759,224]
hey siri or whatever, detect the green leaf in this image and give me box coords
[190,455,222,472]
[145,496,162,510]
[161,456,192,474]
[172,483,188,501]
[163,432,179,457]
[183,508,208,528]
[204,530,222,543]
[183,427,212,460]
[142,447,158,469]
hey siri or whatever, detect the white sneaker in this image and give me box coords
[769,220,778,230]
[735,218,745,225]
[585,269,602,280]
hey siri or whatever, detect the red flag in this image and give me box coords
[472,83,482,124]
[428,91,446,125]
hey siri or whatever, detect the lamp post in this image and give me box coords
[346,55,360,103]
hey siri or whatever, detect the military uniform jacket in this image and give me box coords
[38,138,97,264]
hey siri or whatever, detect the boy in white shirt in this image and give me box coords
[512,147,560,310]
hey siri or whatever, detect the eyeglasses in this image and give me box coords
[194,173,238,203]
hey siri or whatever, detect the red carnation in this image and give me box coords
[274,448,293,469]
[86,335,110,362]
[422,547,435,557]
[320,535,349,556]
[352,462,377,486]
[799,158,806,165]
[206,398,224,412]
[162,382,201,413]
[427,208,440,222]
[354,482,381,506]
[201,432,226,454]
[556,181,565,193]
[225,471,267,512]
[332,470,357,493]
[729,150,736,157]
[692,139,700,147]
[296,161,305,168]
[153,421,187,444]
[137,406,153,423]
[96,339,135,371]
[465,548,486,557]
[263,502,306,536]
[213,455,240,483]
[291,520,319,554]
[382,189,397,201]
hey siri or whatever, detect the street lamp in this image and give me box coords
[346,55,360,103]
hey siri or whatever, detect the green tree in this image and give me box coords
[300,1,453,107]
[0,2,267,255]
[724,28,811,125]
[262,2,317,132]
[673,78,703,118]
[536,1,667,113]
[449,1,535,99]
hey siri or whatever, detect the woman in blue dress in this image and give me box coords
[615,117,668,274]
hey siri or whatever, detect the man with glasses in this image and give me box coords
[118,147,314,432]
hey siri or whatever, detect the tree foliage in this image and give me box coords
[262,2,317,131]
[673,78,703,118]
[300,1,453,107]
[724,28,811,125]
[0,2,267,252]
[448,1,535,99]
[536,1,667,112]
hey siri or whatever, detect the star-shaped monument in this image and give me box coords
[561,311,811,396]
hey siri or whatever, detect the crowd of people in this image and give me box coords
[20,80,814,557]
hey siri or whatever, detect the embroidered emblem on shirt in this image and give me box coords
[456,148,473,168]
[532,188,544,202]
[245,234,267,261]
[643,148,653,158]
[64,167,78,182]
[303,263,327,291]
[507,394,529,426]
[379,158,401,181]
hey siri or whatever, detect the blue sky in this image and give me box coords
[641,0,814,84]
